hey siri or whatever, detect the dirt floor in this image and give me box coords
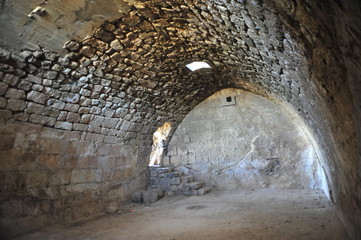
[15,189,350,240]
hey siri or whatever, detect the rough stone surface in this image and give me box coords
[14,189,350,240]
[167,89,325,190]
[0,0,360,239]
[147,166,209,197]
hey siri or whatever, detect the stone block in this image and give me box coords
[178,184,191,192]
[80,88,91,97]
[186,181,205,190]
[148,184,161,190]
[106,203,118,213]
[166,191,175,196]
[60,92,80,103]
[57,111,67,121]
[43,79,52,86]
[183,191,193,197]
[73,123,88,131]
[6,99,26,111]
[5,88,26,99]
[181,175,194,183]
[100,128,109,135]
[26,102,45,114]
[63,40,80,51]
[37,155,62,169]
[64,103,80,112]
[96,143,111,156]
[49,170,71,185]
[13,112,29,121]
[63,131,81,141]
[119,120,131,131]
[32,84,44,91]
[94,29,115,42]
[101,118,119,128]
[156,167,171,173]
[0,97,7,108]
[43,107,60,118]
[28,114,56,127]
[88,126,101,133]
[89,115,104,127]
[3,74,20,86]
[80,46,96,58]
[102,108,115,118]
[85,133,104,142]
[41,127,64,139]
[198,187,211,196]
[160,172,179,178]
[90,106,101,114]
[80,114,91,124]
[47,99,65,110]
[66,112,80,123]
[191,190,200,196]
[142,190,161,203]
[160,177,171,187]
[104,136,117,144]
[149,169,158,177]
[44,71,58,80]
[111,168,133,182]
[25,170,48,187]
[27,91,50,104]
[149,177,159,185]
[0,82,9,96]
[18,80,32,91]
[131,190,144,203]
[54,121,72,130]
[171,177,181,185]
[78,107,90,114]
[25,74,42,84]
[110,39,123,51]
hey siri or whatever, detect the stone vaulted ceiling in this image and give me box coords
[0,0,361,239]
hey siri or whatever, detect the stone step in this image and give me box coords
[159,172,180,178]
[186,181,205,190]
[145,165,210,199]
[181,175,194,183]
[149,166,174,175]
[197,187,211,196]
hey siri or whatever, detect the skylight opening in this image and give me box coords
[186,61,212,71]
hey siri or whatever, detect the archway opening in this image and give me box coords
[149,122,173,166]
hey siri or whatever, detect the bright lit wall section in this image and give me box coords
[186,61,211,71]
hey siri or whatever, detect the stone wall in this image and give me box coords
[0,45,156,237]
[0,0,361,239]
[166,88,326,191]
[0,122,145,237]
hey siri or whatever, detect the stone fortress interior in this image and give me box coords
[0,0,360,239]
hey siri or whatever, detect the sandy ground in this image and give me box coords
[16,189,350,240]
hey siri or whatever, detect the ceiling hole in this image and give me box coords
[186,61,211,71]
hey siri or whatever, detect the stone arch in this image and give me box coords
[165,88,332,195]
[0,0,360,239]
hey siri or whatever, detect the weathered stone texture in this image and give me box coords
[0,0,360,239]
[0,122,147,239]
[167,89,323,190]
